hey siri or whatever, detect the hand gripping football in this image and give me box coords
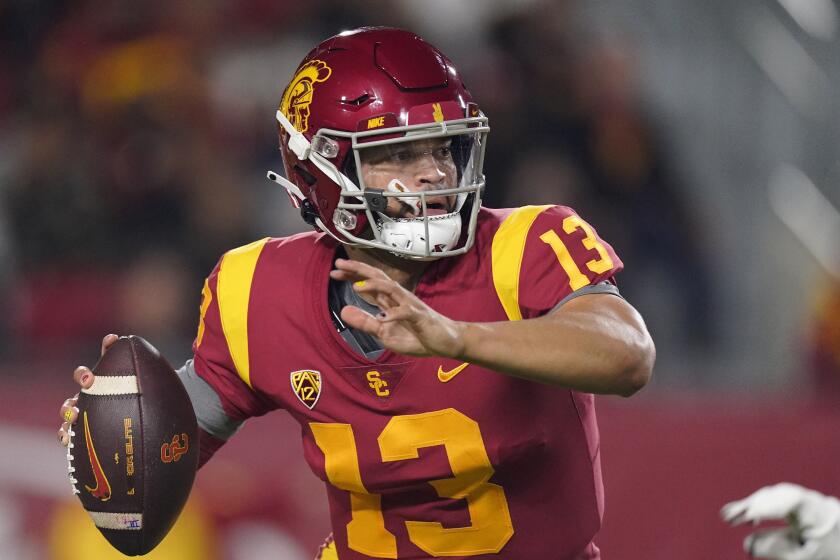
[66,336,198,555]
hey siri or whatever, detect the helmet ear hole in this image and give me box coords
[293,162,318,226]
[300,199,319,226]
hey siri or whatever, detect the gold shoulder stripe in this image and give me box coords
[217,238,269,389]
[195,278,212,348]
[491,205,554,321]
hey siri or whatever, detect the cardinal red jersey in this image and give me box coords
[193,205,623,559]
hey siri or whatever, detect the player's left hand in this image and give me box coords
[721,483,840,559]
[330,258,465,358]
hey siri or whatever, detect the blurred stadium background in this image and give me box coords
[1,0,839,558]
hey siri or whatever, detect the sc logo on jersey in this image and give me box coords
[290,370,322,409]
[366,371,390,397]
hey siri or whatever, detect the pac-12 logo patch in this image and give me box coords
[290,370,322,409]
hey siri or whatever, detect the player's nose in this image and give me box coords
[414,154,448,187]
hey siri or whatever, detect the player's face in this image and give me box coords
[359,138,458,219]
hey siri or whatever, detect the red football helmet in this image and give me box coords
[267,27,489,259]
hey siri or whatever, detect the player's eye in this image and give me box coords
[392,149,413,163]
[361,147,398,166]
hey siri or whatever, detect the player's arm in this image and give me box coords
[334,261,652,396]
[455,290,652,396]
[332,206,654,396]
[186,250,276,464]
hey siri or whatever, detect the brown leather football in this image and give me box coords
[66,335,198,555]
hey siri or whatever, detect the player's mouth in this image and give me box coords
[398,197,456,219]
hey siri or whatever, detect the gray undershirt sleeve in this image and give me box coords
[548,281,623,314]
[175,359,244,441]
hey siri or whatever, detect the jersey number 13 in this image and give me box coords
[311,408,514,558]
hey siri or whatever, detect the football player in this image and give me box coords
[59,27,655,559]
[722,483,840,560]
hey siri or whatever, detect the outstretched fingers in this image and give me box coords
[377,304,418,324]
[353,278,412,309]
[330,258,388,283]
[340,305,384,336]
[331,259,423,314]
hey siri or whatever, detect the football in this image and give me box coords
[66,335,198,556]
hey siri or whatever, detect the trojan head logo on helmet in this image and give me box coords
[267,27,489,260]
[280,60,332,133]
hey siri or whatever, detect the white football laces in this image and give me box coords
[65,425,79,494]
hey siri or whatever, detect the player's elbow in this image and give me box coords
[615,333,655,397]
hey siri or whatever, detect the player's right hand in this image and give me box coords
[57,334,119,446]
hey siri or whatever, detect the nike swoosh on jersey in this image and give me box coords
[437,362,470,383]
[83,411,112,501]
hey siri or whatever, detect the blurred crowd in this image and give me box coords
[0,0,716,374]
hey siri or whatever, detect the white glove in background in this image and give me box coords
[721,483,840,560]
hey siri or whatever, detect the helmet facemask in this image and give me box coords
[270,111,489,260]
[350,120,488,259]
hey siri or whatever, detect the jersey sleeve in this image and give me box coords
[491,205,624,321]
[192,256,275,424]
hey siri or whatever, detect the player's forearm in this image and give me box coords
[454,296,655,396]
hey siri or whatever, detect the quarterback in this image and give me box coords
[59,28,655,559]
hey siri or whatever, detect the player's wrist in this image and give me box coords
[442,319,470,360]
[450,320,487,362]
